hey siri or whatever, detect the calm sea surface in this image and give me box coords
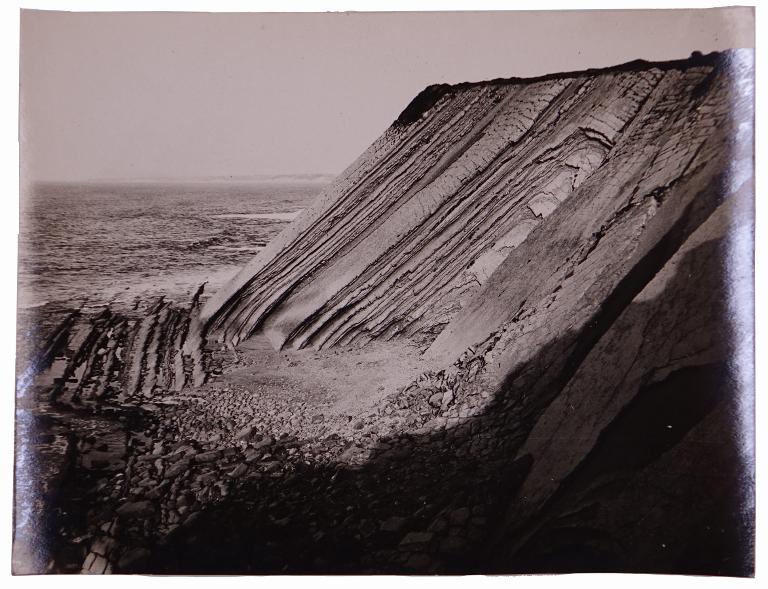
[18,181,325,309]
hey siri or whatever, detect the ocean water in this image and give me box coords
[17,181,325,309]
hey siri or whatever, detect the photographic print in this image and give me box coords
[14,7,755,575]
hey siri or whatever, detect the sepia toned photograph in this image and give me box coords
[13,6,755,576]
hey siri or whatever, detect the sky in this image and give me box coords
[20,8,754,183]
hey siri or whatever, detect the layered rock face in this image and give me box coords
[196,49,754,573]
[202,51,752,360]
[26,290,210,410]
[19,50,753,575]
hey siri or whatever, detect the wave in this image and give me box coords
[210,211,303,222]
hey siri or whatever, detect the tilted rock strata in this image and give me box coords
[18,50,754,575]
[489,189,754,572]
[428,50,753,369]
[203,51,750,357]
[35,288,210,409]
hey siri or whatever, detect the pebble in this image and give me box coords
[234,425,258,441]
[448,507,470,526]
[52,331,514,575]
[253,436,275,450]
[399,531,434,548]
[405,553,432,570]
[116,500,154,518]
[227,463,247,478]
[194,450,221,463]
[380,516,408,533]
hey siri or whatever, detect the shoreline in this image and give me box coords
[14,290,520,574]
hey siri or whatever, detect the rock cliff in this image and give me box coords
[202,51,753,361]
[19,49,754,575]
[196,49,754,573]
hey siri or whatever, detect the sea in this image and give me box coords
[17,180,327,310]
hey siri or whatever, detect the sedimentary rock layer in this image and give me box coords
[30,289,210,409]
[202,50,751,358]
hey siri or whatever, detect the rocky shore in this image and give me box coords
[16,304,514,574]
[14,49,755,576]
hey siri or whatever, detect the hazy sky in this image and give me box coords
[20,8,753,182]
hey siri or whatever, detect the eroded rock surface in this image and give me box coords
[203,51,751,358]
[15,50,754,575]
